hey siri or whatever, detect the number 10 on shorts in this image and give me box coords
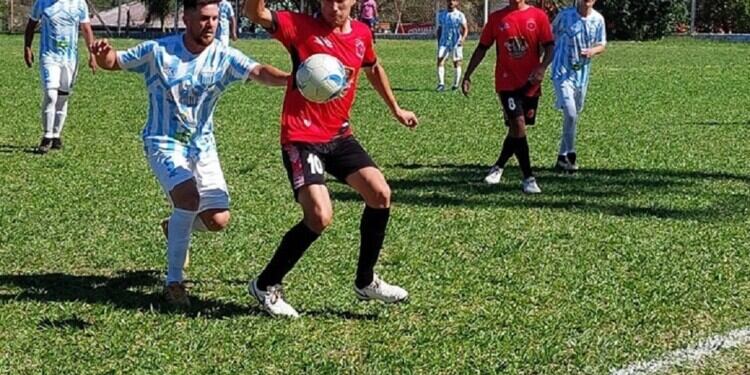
[307,154,324,175]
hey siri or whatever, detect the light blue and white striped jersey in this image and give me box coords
[29,0,90,65]
[216,0,235,43]
[551,7,606,88]
[436,9,466,48]
[116,34,258,157]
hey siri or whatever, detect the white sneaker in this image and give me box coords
[248,279,300,318]
[484,166,504,184]
[522,177,542,194]
[354,274,409,303]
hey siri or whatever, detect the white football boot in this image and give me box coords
[354,274,409,303]
[248,279,300,318]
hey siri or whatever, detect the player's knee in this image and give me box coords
[305,207,333,233]
[368,184,391,209]
[206,211,230,231]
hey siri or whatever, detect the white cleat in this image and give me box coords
[354,274,409,303]
[484,165,504,185]
[248,279,300,318]
[522,177,542,194]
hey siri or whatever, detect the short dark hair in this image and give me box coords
[183,0,220,11]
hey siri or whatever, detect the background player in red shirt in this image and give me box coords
[461,0,554,194]
[246,0,419,318]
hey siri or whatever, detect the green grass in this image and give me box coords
[1,35,749,374]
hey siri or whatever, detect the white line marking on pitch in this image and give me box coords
[611,327,750,375]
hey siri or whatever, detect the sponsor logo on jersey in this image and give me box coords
[314,36,334,49]
[504,37,528,59]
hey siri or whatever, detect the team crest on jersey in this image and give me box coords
[314,36,334,49]
[355,39,366,59]
[504,37,528,59]
[499,22,511,31]
[526,20,537,31]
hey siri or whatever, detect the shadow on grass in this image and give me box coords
[301,308,380,321]
[688,121,750,126]
[330,163,750,221]
[0,144,38,154]
[38,316,93,330]
[0,270,263,319]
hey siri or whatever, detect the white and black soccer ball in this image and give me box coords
[295,53,347,104]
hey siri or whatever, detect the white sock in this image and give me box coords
[192,216,208,232]
[453,66,462,87]
[41,90,58,138]
[166,208,197,284]
[437,66,445,86]
[52,92,69,138]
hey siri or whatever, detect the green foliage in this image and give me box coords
[695,0,750,33]
[600,0,688,40]
[1,35,750,374]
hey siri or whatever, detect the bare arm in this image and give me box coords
[245,0,273,30]
[24,20,38,68]
[529,42,554,84]
[230,16,238,40]
[364,63,418,128]
[80,22,97,72]
[248,64,289,86]
[582,43,605,58]
[460,23,468,44]
[461,43,489,96]
[90,39,120,71]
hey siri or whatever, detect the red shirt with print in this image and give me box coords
[270,11,377,144]
[479,6,554,95]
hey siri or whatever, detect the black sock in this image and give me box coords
[494,136,517,168]
[514,137,533,179]
[567,152,577,165]
[257,220,320,290]
[355,206,390,289]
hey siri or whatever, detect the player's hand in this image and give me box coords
[461,78,471,97]
[231,34,238,41]
[24,47,34,68]
[581,48,594,58]
[88,53,97,74]
[90,39,112,57]
[394,108,418,129]
[528,66,546,85]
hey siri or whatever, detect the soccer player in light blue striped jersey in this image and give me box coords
[24,0,96,153]
[216,0,237,46]
[435,0,468,92]
[90,0,289,307]
[550,0,606,171]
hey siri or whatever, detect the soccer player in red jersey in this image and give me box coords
[246,0,419,318]
[462,0,554,194]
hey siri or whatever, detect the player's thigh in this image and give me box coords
[193,148,230,212]
[41,62,62,91]
[346,167,390,209]
[297,184,333,232]
[146,145,198,209]
[453,45,464,63]
[58,63,77,94]
[282,143,327,201]
[325,137,387,207]
[437,46,450,62]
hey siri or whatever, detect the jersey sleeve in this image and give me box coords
[551,11,563,37]
[435,11,442,27]
[460,11,467,26]
[537,11,554,45]
[223,48,259,85]
[478,16,496,47]
[362,31,377,67]
[595,15,607,46]
[116,41,157,74]
[79,0,91,23]
[29,0,43,21]
[227,3,235,18]
[269,11,300,47]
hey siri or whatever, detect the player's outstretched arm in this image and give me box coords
[23,20,38,68]
[245,0,273,30]
[249,64,289,86]
[461,43,489,97]
[90,39,120,71]
[364,63,419,129]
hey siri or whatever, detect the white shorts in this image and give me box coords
[146,146,230,211]
[437,44,463,62]
[41,61,78,93]
[554,79,587,114]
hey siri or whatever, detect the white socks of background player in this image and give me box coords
[52,92,69,138]
[166,208,197,284]
[453,66,462,88]
[41,90,58,138]
[437,65,445,86]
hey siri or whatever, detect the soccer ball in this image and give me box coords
[295,54,347,103]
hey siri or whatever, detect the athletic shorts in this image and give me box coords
[281,136,377,199]
[553,79,587,114]
[438,44,463,62]
[146,145,230,211]
[41,61,77,93]
[498,89,540,127]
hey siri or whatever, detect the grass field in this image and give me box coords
[1,35,749,374]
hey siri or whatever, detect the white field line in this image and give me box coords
[611,327,750,375]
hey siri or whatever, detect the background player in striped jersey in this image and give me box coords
[246,0,419,318]
[550,0,606,172]
[216,0,238,47]
[90,0,289,307]
[24,0,96,154]
[435,0,468,92]
[462,0,554,194]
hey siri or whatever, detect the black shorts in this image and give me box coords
[498,89,540,126]
[281,136,377,199]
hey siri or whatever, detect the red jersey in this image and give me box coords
[270,11,377,144]
[479,6,554,94]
